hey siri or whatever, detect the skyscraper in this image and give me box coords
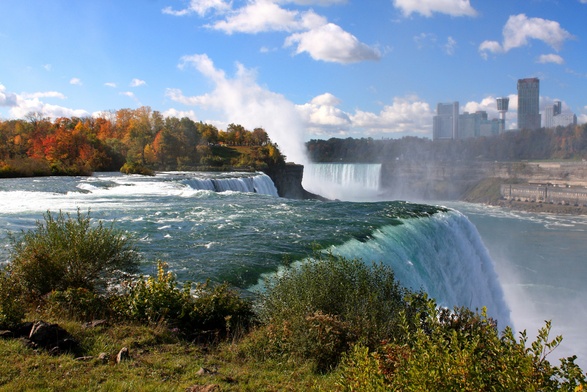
[517,78,541,131]
[433,102,459,140]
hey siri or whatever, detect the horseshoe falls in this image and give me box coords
[0,171,510,327]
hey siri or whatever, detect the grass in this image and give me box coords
[0,316,339,391]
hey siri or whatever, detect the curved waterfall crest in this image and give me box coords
[329,209,511,327]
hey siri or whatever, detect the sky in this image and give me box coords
[1,0,586,163]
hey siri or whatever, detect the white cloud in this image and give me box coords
[43,64,52,71]
[70,77,82,86]
[0,85,19,107]
[444,36,457,55]
[105,82,117,88]
[479,14,573,58]
[130,78,146,87]
[285,23,381,63]
[393,0,477,17]
[162,108,199,121]
[0,84,87,119]
[162,0,231,16]
[210,1,303,34]
[21,91,66,100]
[170,53,309,163]
[350,95,433,135]
[296,93,351,131]
[537,53,564,65]
[166,0,377,64]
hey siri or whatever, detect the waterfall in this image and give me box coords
[182,173,278,196]
[329,209,511,327]
[302,163,382,201]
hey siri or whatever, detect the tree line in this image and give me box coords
[0,106,285,177]
[307,122,587,163]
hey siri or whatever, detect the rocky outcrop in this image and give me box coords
[264,163,325,200]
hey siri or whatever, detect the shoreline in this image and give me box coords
[489,199,587,216]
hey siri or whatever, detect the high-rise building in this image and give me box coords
[517,78,541,130]
[544,101,576,128]
[433,102,459,140]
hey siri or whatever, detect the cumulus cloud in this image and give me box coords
[162,108,199,121]
[393,0,477,17]
[210,1,303,34]
[285,23,381,63]
[104,82,117,88]
[70,77,82,86]
[0,85,20,107]
[130,78,146,87]
[169,53,309,163]
[0,84,88,119]
[164,0,379,64]
[350,95,433,135]
[537,54,564,64]
[296,93,351,132]
[479,14,573,58]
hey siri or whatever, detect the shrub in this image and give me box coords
[0,271,25,328]
[45,288,112,321]
[337,304,587,391]
[116,261,255,339]
[255,253,420,370]
[7,209,141,300]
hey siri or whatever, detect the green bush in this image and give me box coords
[45,288,112,321]
[0,271,25,328]
[7,209,141,300]
[254,253,421,371]
[116,261,254,339]
[337,303,587,391]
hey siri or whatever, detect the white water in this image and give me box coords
[303,163,382,201]
[330,209,511,327]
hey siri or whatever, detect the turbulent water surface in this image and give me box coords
[1,170,585,366]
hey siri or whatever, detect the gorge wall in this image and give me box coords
[379,160,587,202]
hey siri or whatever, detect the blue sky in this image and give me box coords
[1,0,586,162]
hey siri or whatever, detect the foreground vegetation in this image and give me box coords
[1,211,586,390]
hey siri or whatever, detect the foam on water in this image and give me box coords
[329,209,511,327]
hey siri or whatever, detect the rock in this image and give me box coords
[26,321,79,354]
[98,352,109,363]
[185,384,220,392]
[196,367,217,376]
[82,319,108,329]
[116,347,130,363]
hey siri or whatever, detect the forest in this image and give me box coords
[307,122,587,163]
[0,106,285,177]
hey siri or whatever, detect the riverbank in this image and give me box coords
[492,199,587,216]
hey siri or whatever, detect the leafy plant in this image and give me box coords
[0,270,25,328]
[254,253,422,370]
[116,261,254,339]
[7,209,141,300]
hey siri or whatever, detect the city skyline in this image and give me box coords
[1,1,586,159]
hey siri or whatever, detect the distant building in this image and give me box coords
[496,97,509,133]
[433,102,459,140]
[544,101,576,128]
[553,113,577,128]
[517,78,541,131]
